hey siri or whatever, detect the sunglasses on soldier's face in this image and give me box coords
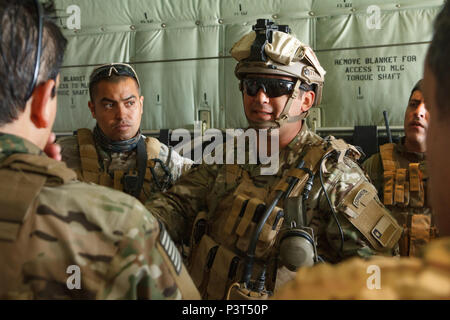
[89,63,141,87]
[241,78,296,98]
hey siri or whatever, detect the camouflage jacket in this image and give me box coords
[58,129,194,202]
[273,237,450,299]
[146,124,400,298]
[0,133,199,300]
[362,138,436,256]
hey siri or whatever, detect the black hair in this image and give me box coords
[408,79,423,102]
[426,0,450,117]
[89,74,140,102]
[0,0,67,126]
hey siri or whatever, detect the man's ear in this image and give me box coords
[88,101,96,118]
[140,95,144,114]
[30,79,56,129]
[299,90,315,113]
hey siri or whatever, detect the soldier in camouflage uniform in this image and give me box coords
[362,81,438,256]
[274,2,450,300]
[0,0,199,300]
[146,20,401,300]
[58,63,193,202]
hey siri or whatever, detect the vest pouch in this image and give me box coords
[409,214,431,257]
[206,246,241,300]
[409,163,425,207]
[383,171,395,205]
[226,282,269,300]
[235,202,283,259]
[394,168,407,205]
[188,234,218,295]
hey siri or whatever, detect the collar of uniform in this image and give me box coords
[286,121,313,153]
[0,132,43,163]
[93,124,141,154]
[396,136,426,162]
[238,122,313,177]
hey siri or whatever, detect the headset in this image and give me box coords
[25,0,43,100]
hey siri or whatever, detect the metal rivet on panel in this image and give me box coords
[100,27,105,32]
[161,23,166,28]
[308,11,315,16]
[195,20,201,26]
[396,4,401,8]
[218,19,224,24]
[130,25,136,30]
[350,8,356,12]
[272,14,278,19]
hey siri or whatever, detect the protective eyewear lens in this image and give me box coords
[242,78,295,98]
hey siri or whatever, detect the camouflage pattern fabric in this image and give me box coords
[58,132,193,200]
[273,237,450,299]
[363,138,436,256]
[0,133,194,300]
[146,124,399,297]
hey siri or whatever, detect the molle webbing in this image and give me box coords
[380,143,424,207]
[77,128,101,184]
[0,154,76,241]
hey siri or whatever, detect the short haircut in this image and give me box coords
[0,0,67,126]
[426,1,450,117]
[89,74,140,102]
[408,79,423,102]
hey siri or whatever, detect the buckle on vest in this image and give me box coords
[123,173,139,195]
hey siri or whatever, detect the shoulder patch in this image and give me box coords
[159,224,182,275]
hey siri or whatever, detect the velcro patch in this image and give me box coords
[371,215,399,247]
[159,226,182,275]
[353,189,369,208]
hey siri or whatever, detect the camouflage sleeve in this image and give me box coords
[26,182,198,300]
[100,201,198,299]
[155,143,194,181]
[361,152,383,194]
[319,156,397,262]
[145,164,216,244]
[57,135,82,172]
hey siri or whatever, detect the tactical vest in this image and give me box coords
[380,143,437,256]
[76,128,161,201]
[0,153,76,298]
[187,137,401,300]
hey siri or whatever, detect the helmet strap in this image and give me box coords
[274,79,309,127]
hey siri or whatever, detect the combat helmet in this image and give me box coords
[231,19,326,129]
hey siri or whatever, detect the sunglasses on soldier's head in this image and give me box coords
[89,63,140,87]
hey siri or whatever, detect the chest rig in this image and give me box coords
[186,136,389,300]
[76,128,166,201]
[380,143,437,256]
